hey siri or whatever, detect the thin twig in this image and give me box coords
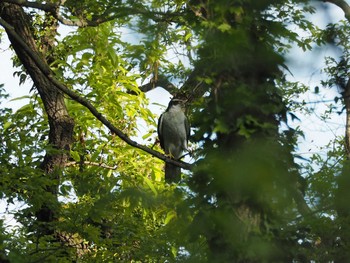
[65,161,118,170]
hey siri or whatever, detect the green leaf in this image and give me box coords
[70,150,80,162]
[164,210,176,225]
[217,23,231,32]
[3,121,12,131]
[143,177,157,196]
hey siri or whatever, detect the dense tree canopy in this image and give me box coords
[1,0,350,262]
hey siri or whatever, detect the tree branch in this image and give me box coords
[138,75,177,94]
[1,0,113,27]
[52,8,184,27]
[321,0,350,21]
[1,0,184,27]
[54,14,114,27]
[0,17,192,171]
[65,161,118,170]
[0,0,58,12]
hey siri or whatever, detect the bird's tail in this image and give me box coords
[165,163,181,183]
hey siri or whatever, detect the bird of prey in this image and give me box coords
[157,99,190,183]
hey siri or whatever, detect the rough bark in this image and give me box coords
[0,3,74,233]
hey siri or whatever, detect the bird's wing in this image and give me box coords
[157,113,165,149]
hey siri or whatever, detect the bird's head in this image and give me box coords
[167,98,186,111]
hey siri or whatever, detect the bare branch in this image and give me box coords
[138,75,177,94]
[65,161,118,170]
[54,14,114,27]
[0,17,192,171]
[321,0,350,21]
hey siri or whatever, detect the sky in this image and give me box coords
[0,37,31,110]
[0,1,348,227]
[282,2,346,162]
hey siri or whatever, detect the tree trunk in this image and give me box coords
[0,3,74,234]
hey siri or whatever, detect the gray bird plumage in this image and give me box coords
[158,99,189,183]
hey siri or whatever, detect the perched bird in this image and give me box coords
[158,99,190,183]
